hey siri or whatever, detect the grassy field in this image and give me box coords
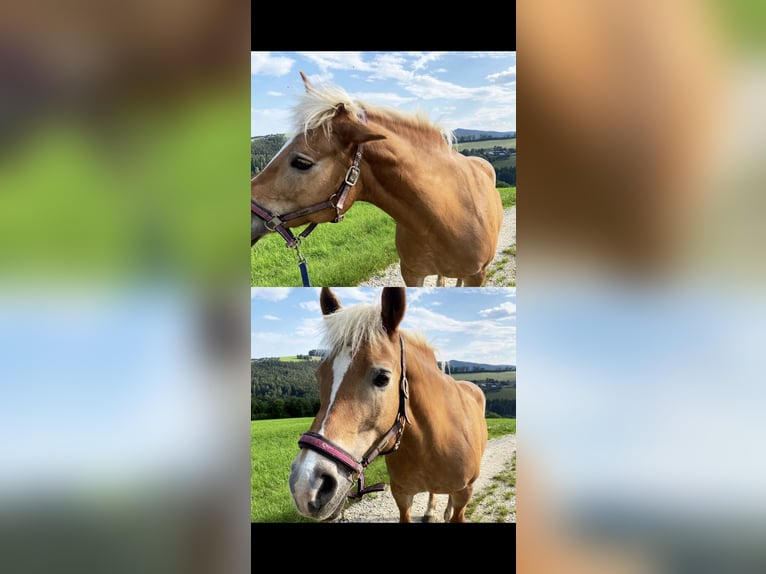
[251,201,398,287]
[452,370,516,383]
[278,355,321,362]
[251,417,516,522]
[251,187,516,287]
[486,386,516,400]
[455,138,516,151]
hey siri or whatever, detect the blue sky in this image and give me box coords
[251,287,516,365]
[251,51,516,137]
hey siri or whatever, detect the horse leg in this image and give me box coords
[423,493,438,523]
[455,278,464,287]
[447,484,475,523]
[399,265,425,287]
[436,275,445,287]
[443,496,453,522]
[461,271,486,287]
[391,488,414,523]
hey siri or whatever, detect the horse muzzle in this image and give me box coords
[250,215,270,246]
[288,451,352,521]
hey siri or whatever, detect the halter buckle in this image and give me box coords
[264,215,283,231]
[344,165,360,187]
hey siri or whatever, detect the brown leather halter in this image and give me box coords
[250,111,369,250]
[250,144,363,249]
[297,334,411,500]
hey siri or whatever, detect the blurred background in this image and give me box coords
[518,1,766,573]
[0,1,250,573]
[2,1,766,572]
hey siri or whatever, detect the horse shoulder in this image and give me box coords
[452,378,487,413]
[466,154,496,185]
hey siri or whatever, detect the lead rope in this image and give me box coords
[291,226,317,287]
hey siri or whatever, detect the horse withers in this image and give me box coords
[288,287,488,522]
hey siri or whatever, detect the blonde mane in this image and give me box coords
[292,79,455,147]
[320,303,432,360]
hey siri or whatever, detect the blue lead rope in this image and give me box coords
[298,255,310,287]
[292,240,311,287]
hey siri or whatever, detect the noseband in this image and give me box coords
[297,334,411,500]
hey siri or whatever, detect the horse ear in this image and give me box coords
[320,287,342,315]
[300,71,313,93]
[381,287,406,335]
[333,110,387,146]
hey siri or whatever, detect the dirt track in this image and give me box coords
[358,206,516,287]
[333,433,516,523]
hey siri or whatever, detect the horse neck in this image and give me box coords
[356,125,450,230]
[400,341,451,435]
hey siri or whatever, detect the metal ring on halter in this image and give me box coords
[344,165,360,187]
[264,215,283,232]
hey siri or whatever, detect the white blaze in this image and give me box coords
[319,348,351,435]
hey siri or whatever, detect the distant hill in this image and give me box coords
[454,128,516,141]
[441,360,516,373]
[250,355,516,419]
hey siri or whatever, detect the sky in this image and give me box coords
[251,51,516,137]
[251,287,516,365]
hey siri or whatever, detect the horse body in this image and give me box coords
[383,347,488,522]
[288,287,488,523]
[251,72,503,287]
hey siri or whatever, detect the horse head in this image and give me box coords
[288,287,407,521]
[251,72,386,246]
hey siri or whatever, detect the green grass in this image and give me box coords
[251,201,398,286]
[465,451,516,523]
[251,187,516,286]
[486,387,516,400]
[455,138,516,151]
[498,186,516,209]
[452,370,516,383]
[486,417,516,439]
[251,416,516,522]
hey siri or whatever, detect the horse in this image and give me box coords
[251,72,504,287]
[288,287,488,523]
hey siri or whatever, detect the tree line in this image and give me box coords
[251,358,516,420]
[251,134,287,177]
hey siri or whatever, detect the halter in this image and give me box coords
[250,112,368,286]
[296,334,411,500]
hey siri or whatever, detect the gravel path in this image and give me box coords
[358,206,516,287]
[334,433,516,523]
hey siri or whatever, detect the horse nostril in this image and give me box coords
[309,472,338,512]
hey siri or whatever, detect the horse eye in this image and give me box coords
[290,157,313,171]
[373,373,391,388]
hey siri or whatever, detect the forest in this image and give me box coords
[251,358,516,420]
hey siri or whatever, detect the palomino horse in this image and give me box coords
[288,287,488,522]
[251,72,504,287]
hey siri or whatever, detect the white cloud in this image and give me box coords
[487,66,516,84]
[251,52,294,76]
[479,301,517,318]
[409,52,448,71]
[406,288,436,303]
[352,91,417,107]
[299,301,321,312]
[251,288,291,301]
[297,52,373,74]
[402,304,516,364]
[263,315,279,321]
